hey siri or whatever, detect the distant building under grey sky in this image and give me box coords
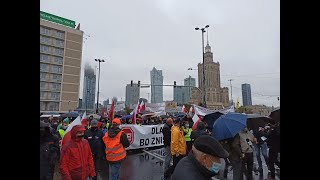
[242,83,252,106]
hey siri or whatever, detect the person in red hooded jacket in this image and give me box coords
[59,125,96,180]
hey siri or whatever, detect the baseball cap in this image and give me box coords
[112,118,121,125]
[193,135,229,158]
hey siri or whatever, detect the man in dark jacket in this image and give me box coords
[162,118,173,173]
[223,134,243,180]
[171,135,229,180]
[253,126,269,177]
[40,121,60,180]
[267,122,280,180]
[103,118,130,180]
[190,121,209,142]
[84,119,105,180]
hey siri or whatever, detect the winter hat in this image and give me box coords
[193,135,229,158]
[90,119,98,126]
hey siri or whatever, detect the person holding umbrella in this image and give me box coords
[211,113,247,180]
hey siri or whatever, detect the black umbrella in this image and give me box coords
[160,115,169,119]
[203,112,224,132]
[60,112,79,119]
[269,108,280,123]
[246,114,271,131]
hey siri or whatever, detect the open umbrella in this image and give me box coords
[203,112,224,132]
[269,108,280,123]
[212,113,247,141]
[60,112,79,119]
[121,115,132,120]
[247,114,271,131]
[88,114,101,119]
[142,113,156,118]
[160,115,170,119]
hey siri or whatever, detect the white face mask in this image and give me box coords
[185,124,189,128]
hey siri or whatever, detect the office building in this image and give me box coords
[150,67,163,103]
[82,64,96,110]
[242,83,252,106]
[40,11,83,113]
[125,84,140,107]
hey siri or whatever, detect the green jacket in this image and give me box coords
[58,129,65,138]
[183,127,192,142]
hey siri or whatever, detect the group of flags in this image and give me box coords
[132,100,145,124]
[60,101,235,148]
[60,99,117,149]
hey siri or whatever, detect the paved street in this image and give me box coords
[54,146,279,180]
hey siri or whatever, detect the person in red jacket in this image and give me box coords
[59,125,96,180]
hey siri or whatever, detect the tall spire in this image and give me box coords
[207,28,209,46]
[205,29,211,53]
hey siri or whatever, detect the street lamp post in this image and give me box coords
[228,79,234,105]
[68,100,71,112]
[195,25,209,107]
[95,59,105,113]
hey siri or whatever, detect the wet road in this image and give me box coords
[54,146,280,180]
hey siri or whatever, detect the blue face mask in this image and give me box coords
[210,162,222,173]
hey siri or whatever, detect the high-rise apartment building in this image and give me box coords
[40,11,83,113]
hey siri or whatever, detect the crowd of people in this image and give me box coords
[40,112,280,180]
[161,114,280,180]
[40,114,130,180]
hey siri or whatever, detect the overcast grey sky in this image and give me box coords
[41,0,280,107]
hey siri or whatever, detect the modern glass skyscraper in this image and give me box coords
[82,65,96,110]
[242,83,252,106]
[150,67,163,103]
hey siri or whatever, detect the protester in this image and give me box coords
[59,125,96,180]
[253,126,269,177]
[103,118,130,180]
[58,121,68,139]
[223,134,243,180]
[162,117,173,173]
[40,121,60,180]
[239,128,256,180]
[84,120,105,180]
[190,121,209,142]
[182,121,193,154]
[164,117,186,179]
[266,121,280,180]
[171,135,229,180]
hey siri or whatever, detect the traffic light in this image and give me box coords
[138,81,141,87]
[174,81,176,88]
[131,80,133,87]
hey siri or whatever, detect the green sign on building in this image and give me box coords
[40,11,76,28]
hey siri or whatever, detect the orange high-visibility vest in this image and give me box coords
[103,130,126,162]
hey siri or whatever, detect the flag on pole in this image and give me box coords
[139,101,145,112]
[192,113,201,131]
[108,100,115,120]
[188,106,194,117]
[81,111,88,128]
[132,100,140,124]
[182,105,187,113]
[61,115,81,148]
[101,106,105,117]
